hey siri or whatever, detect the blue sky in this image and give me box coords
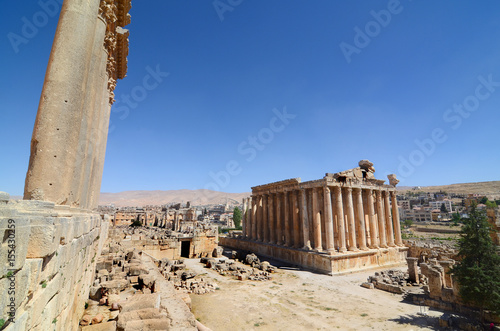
[1,0,500,196]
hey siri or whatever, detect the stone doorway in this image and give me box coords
[181,240,191,258]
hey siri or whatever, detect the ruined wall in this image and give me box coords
[0,193,109,330]
[108,227,218,260]
[418,259,500,324]
[405,240,457,263]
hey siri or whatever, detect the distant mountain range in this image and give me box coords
[397,181,500,198]
[98,189,251,207]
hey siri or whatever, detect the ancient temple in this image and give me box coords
[222,160,408,274]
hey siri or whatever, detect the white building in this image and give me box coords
[429,199,452,212]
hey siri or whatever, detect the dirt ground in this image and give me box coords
[186,258,446,331]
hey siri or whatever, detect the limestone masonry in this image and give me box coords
[0,193,109,330]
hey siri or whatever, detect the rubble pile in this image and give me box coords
[80,240,197,330]
[174,278,218,295]
[157,257,219,295]
[113,225,174,240]
[362,269,428,294]
[200,253,276,281]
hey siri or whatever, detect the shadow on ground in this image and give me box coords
[388,313,441,330]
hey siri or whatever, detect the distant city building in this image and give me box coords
[430,199,453,213]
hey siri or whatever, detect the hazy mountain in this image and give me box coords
[98,189,251,207]
[397,181,500,198]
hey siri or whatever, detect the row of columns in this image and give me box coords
[242,186,403,254]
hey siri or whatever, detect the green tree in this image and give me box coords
[451,212,461,226]
[479,196,488,204]
[403,219,413,228]
[233,207,242,229]
[450,203,500,316]
[440,203,448,214]
[485,200,497,209]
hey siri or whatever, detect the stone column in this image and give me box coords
[268,194,275,244]
[242,197,247,238]
[292,190,301,248]
[251,197,257,240]
[376,190,388,248]
[311,187,322,251]
[300,189,311,250]
[391,191,403,246]
[74,13,107,208]
[334,186,347,253]
[276,193,283,245]
[283,191,292,247]
[366,189,379,248]
[324,186,335,254]
[439,260,454,288]
[247,198,252,239]
[384,191,395,247]
[345,187,358,251]
[87,66,112,209]
[257,195,264,241]
[24,0,102,206]
[353,188,368,250]
[407,257,419,284]
[262,194,269,243]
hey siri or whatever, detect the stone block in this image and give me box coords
[361,282,374,289]
[26,273,62,329]
[101,279,129,293]
[123,318,172,331]
[92,313,105,324]
[13,259,42,310]
[0,277,11,322]
[120,293,161,313]
[89,286,102,300]
[129,264,149,276]
[117,308,168,331]
[96,258,113,272]
[39,251,62,283]
[0,192,10,204]
[27,222,57,258]
[0,216,30,275]
[80,314,92,326]
[15,200,55,212]
[110,271,127,281]
[140,274,156,288]
[82,321,117,331]
[58,217,75,245]
[4,310,29,331]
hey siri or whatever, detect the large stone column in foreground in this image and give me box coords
[24,0,131,210]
